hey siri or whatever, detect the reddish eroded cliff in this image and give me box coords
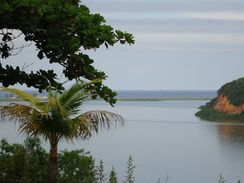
[214,95,244,114]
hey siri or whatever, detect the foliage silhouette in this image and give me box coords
[0,0,134,104]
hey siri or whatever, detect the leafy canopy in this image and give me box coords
[0,0,134,104]
[196,77,244,122]
[0,138,136,183]
[217,78,244,106]
[0,138,97,183]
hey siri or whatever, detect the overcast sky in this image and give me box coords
[78,0,244,90]
[4,0,244,90]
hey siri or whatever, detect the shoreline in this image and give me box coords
[115,97,212,101]
[0,97,212,102]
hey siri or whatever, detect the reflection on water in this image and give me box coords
[218,124,244,143]
[1,100,244,183]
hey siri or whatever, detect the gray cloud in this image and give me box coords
[80,0,244,90]
[83,0,244,13]
[107,19,244,34]
[8,0,244,90]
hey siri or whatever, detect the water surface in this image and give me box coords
[0,100,244,183]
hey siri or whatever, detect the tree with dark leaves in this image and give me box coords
[0,0,134,105]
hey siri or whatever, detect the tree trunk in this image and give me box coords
[47,144,58,183]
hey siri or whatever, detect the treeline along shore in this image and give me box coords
[0,90,216,101]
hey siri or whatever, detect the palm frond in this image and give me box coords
[49,93,76,123]
[58,80,103,115]
[56,117,90,141]
[58,83,88,115]
[0,87,45,109]
[0,83,124,146]
[73,110,125,139]
[0,104,35,121]
[0,104,43,136]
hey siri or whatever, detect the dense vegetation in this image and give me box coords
[0,138,135,183]
[195,103,244,122]
[0,0,134,104]
[217,78,244,106]
[196,78,244,122]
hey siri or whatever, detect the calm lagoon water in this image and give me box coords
[1,100,244,183]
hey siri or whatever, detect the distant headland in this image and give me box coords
[196,78,244,122]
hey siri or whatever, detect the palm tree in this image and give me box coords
[0,83,124,183]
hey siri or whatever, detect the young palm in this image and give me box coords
[0,83,124,183]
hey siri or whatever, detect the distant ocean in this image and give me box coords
[0,90,217,100]
[116,90,216,100]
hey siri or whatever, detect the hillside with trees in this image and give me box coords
[196,78,244,122]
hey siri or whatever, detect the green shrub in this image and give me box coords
[0,138,96,183]
[0,138,48,183]
[0,138,135,183]
[58,150,96,183]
